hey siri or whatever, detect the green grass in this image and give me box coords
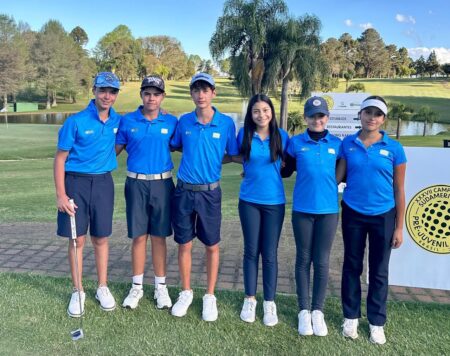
[8,77,449,124]
[336,78,450,123]
[1,272,449,355]
[0,124,448,223]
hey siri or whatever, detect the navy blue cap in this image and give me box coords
[190,72,215,88]
[140,75,165,92]
[93,72,120,90]
[304,96,329,117]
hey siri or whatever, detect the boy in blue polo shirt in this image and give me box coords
[170,73,239,321]
[116,75,177,310]
[54,72,121,317]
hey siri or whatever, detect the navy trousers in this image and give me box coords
[341,201,396,326]
[239,199,285,301]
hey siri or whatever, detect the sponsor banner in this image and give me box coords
[389,147,450,290]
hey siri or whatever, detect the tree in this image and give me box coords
[141,36,189,79]
[357,28,389,78]
[70,26,88,47]
[94,25,142,81]
[339,33,358,75]
[396,47,412,77]
[388,103,413,139]
[441,63,450,77]
[412,107,438,136]
[287,111,304,134]
[425,51,440,78]
[32,20,80,108]
[343,70,354,91]
[347,83,365,92]
[414,56,426,78]
[188,54,203,72]
[320,38,344,77]
[210,0,288,96]
[0,14,28,110]
[263,15,322,130]
[218,58,231,74]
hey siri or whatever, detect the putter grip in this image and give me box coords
[69,199,77,240]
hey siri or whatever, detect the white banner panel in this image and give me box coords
[389,147,450,290]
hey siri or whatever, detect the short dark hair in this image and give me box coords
[190,80,215,92]
[241,94,283,162]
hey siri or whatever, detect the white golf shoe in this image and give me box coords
[67,290,85,317]
[342,318,359,339]
[95,285,116,311]
[171,290,193,317]
[122,285,144,309]
[202,294,218,322]
[263,301,278,326]
[240,298,257,323]
[369,324,386,345]
[154,284,172,309]
[298,309,313,336]
[311,310,328,336]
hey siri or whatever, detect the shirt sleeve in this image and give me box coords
[57,116,77,151]
[286,136,295,158]
[225,120,239,155]
[170,118,182,149]
[393,142,407,166]
[236,128,244,151]
[115,117,127,145]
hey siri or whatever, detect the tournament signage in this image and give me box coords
[311,92,370,138]
[389,147,450,290]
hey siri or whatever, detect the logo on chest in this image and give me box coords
[84,130,94,135]
[212,132,221,139]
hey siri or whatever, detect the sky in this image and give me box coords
[2,0,450,63]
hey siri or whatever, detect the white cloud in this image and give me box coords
[344,19,353,27]
[396,14,416,24]
[408,47,450,64]
[359,22,373,30]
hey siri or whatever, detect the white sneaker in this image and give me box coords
[171,290,193,317]
[298,309,313,336]
[154,284,172,309]
[202,294,218,322]
[67,290,85,317]
[95,285,116,311]
[311,310,328,336]
[263,301,278,326]
[369,324,386,345]
[240,298,257,323]
[342,318,359,339]
[122,285,143,309]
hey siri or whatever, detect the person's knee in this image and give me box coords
[205,243,219,254]
[179,241,193,254]
[69,236,86,249]
[91,236,108,248]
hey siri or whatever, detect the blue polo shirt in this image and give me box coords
[286,131,342,214]
[342,130,407,216]
[116,107,178,174]
[237,128,289,205]
[170,108,239,184]
[57,100,121,174]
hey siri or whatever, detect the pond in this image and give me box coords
[0,112,448,136]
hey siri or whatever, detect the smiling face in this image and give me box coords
[251,100,273,130]
[92,87,119,112]
[141,87,165,114]
[360,106,386,132]
[305,113,329,132]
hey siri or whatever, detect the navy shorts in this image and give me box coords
[125,176,174,238]
[171,181,222,246]
[57,172,114,238]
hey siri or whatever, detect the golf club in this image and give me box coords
[69,199,84,341]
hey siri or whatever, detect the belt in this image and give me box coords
[178,180,220,191]
[127,171,172,181]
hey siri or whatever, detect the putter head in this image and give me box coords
[70,328,84,341]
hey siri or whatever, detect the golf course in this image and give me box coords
[1,77,449,355]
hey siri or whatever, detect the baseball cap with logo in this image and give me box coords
[140,75,165,92]
[304,96,329,117]
[190,72,215,88]
[93,72,121,90]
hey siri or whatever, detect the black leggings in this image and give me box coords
[292,211,338,311]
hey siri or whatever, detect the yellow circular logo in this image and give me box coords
[406,185,450,254]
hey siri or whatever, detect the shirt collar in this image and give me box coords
[136,106,165,123]
[88,99,119,123]
[353,130,389,146]
[195,106,220,126]
[303,130,329,143]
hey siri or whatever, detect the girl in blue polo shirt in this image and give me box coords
[236,94,289,327]
[337,95,406,345]
[282,96,342,337]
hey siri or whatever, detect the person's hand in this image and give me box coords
[57,195,77,216]
[392,227,403,248]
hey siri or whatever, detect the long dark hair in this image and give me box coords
[241,94,283,162]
